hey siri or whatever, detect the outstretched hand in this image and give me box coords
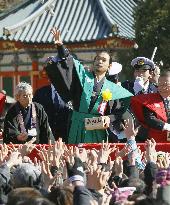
[144,138,157,163]
[51,27,63,46]
[66,157,84,180]
[98,140,116,163]
[122,118,138,140]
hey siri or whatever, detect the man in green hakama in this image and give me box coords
[45,28,133,144]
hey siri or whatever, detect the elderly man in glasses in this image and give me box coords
[131,68,170,142]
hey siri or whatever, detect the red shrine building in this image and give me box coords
[0,0,136,97]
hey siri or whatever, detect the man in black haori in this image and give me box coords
[3,82,55,144]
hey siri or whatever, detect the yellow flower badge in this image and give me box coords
[102,89,112,101]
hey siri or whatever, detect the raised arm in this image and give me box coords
[45,28,74,102]
[51,27,70,59]
[45,28,84,108]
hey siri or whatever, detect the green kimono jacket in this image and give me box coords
[45,46,133,144]
[68,59,133,144]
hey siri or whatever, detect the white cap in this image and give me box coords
[109,62,122,75]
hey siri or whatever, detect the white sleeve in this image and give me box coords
[163,123,170,131]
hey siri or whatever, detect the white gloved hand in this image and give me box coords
[133,77,144,95]
[163,123,170,131]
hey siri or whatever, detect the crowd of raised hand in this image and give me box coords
[0,129,170,205]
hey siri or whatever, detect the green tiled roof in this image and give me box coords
[0,0,136,43]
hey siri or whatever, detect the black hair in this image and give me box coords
[120,178,145,194]
[15,198,55,205]
[47,186,73,205]
[94,51,113,64]
[7,187,42,205]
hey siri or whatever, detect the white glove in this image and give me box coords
[133,77,144,95]
[163,123,170,131]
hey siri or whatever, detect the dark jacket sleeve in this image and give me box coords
[35,103,55,144]
[44,45,75,102]
[144,162,158,196]
[143,106,165,130]
[3,106,21,144]
[144,162,158,186]
[0,163,11,203]
[45,46,83,110]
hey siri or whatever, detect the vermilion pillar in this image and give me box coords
[32,60,39,91]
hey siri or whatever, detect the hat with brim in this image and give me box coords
[131,57,155,70]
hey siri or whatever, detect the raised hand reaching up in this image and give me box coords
[123,118,138,140]
[51,27,63,46]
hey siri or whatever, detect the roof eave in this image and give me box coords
[3,0,55,36]
[96,0,114,27]
[0,0,33,20]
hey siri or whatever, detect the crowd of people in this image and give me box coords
[0,27,170,204]
[0,135,170,205]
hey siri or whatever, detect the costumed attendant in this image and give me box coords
[45,28,133,144]
[131,69,170,142]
